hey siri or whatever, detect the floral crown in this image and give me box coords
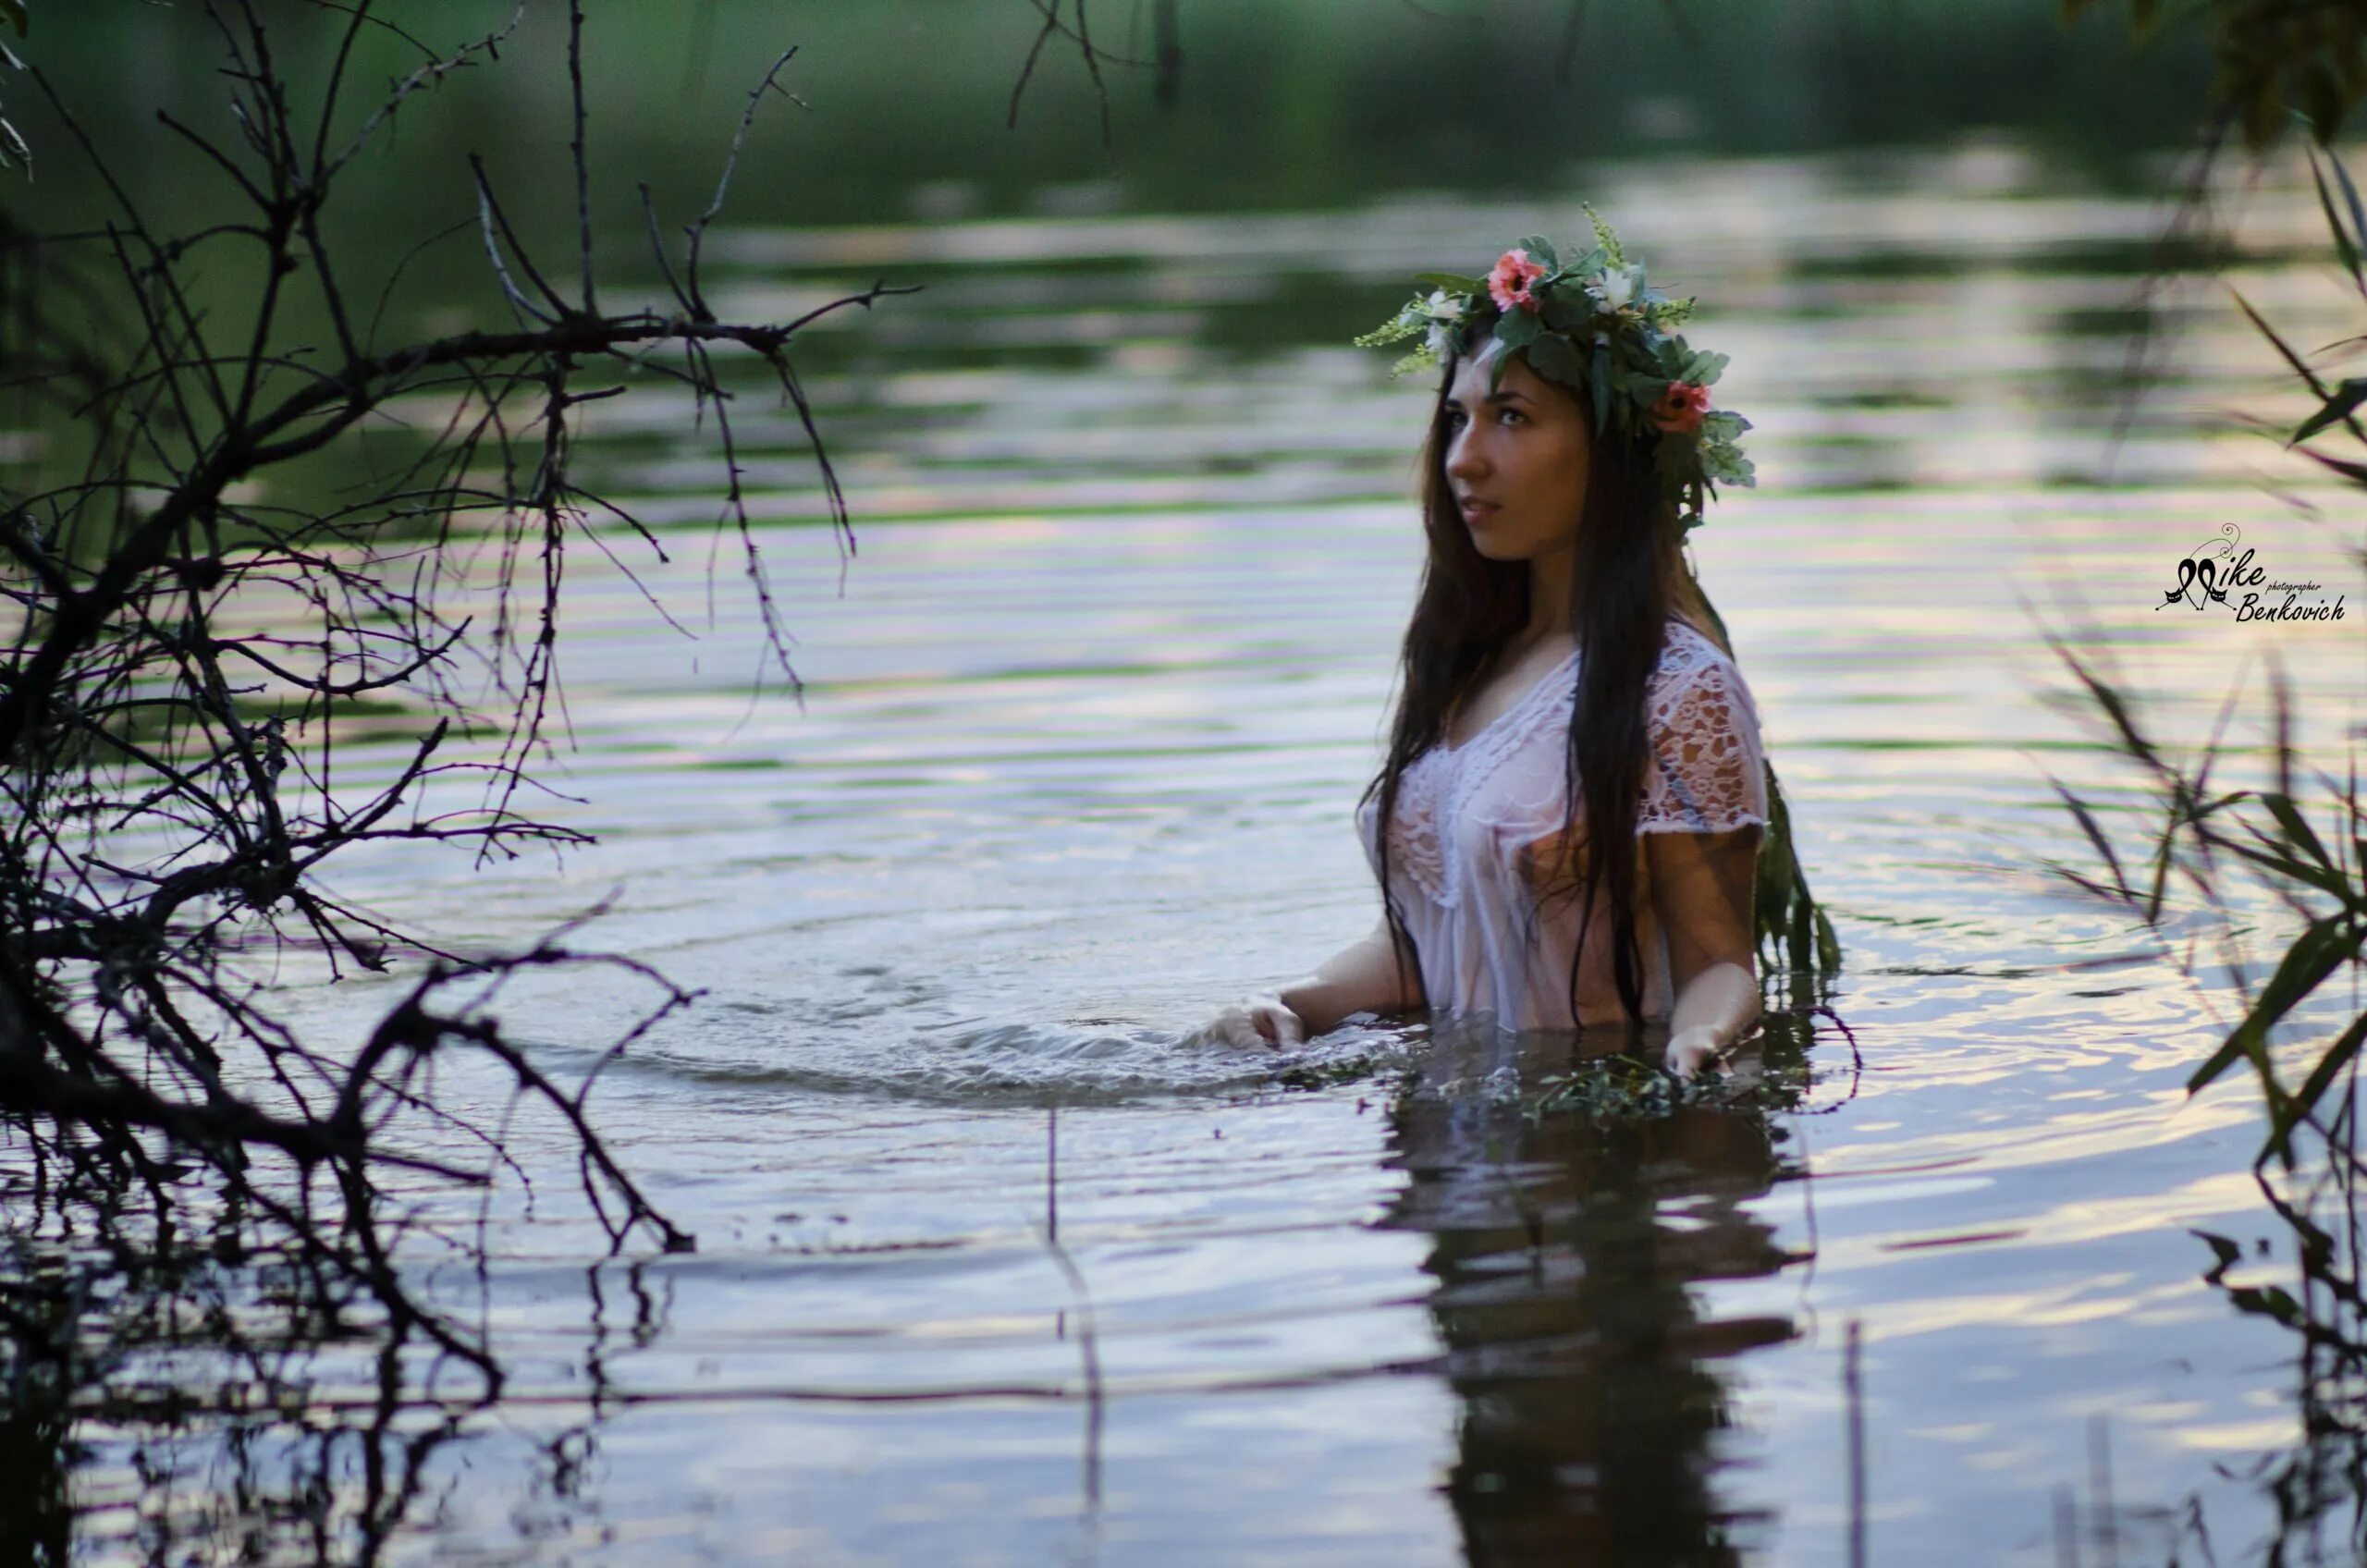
[1353,206,1754,533]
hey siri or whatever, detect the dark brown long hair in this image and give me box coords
[1359,311,1723,1029]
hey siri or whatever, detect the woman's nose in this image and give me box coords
[1446,427,1484,479]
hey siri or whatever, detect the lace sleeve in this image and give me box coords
[1637,647,1769,836]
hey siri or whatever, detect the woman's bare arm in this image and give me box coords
[1646,824,1763,1076]
[1195,913,1422,1048]
[1278,914,1424,1035]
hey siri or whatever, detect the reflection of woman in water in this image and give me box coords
[1385,1013,1805,1566]
[1200,218,1772,1078]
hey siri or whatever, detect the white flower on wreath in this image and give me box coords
[1417,292,1468,361]
[1586,263,1645,312]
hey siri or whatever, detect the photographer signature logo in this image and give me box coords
[2157,525,2345,623]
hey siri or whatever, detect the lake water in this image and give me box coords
[50,137,2367,1564]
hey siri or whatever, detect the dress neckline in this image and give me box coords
[1439,643,1581,756]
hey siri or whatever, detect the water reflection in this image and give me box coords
[1380,1018,1810,1566]
[2177,1132,2367,1566]
[0,1219,474,1567]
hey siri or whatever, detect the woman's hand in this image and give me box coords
[1662,1023,1726,1081]
[1194,992,1308,1050]
[1191,914,1420,1050]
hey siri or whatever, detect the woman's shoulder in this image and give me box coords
[1641,613,1770,831]
[1658,611,1731,665]
[1652,614,1754,702]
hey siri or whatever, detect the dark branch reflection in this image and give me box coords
[0,1196,623,1566]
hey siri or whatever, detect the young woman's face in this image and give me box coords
[1441,337,1593,563]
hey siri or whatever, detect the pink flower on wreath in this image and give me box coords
[1650,380,1713,435]
[1487,249,1549,314]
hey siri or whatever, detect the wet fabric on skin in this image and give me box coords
[1357,616,1769,1030]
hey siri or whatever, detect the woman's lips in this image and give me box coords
[1460,501,1498,524]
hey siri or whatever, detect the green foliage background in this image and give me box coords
[11,0,2216,228]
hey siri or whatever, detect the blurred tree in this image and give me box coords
[2065,0,2366,147]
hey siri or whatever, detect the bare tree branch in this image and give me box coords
[0,4,915,1387]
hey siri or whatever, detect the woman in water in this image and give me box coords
[1199,223,1770,1080]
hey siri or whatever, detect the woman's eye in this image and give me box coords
[1498,409,1525,426]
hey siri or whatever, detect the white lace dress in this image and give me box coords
[1355,616,1770,1031]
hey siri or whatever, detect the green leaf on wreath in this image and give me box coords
[1540,294,1594,332]
[1352,315,1426,348]
[1526,333,1585,387]
[1583,203,1624,266]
